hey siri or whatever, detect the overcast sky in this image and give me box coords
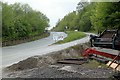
[3,0,82,28]
[2,0,120,29]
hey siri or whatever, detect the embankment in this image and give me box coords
[2,32,49,47]
[4,43,90,71]
[3,42,115,78]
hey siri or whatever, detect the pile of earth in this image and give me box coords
[2,43,116,78]
[4,43,89,71]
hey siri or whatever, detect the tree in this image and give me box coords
[90,2,120,31]
[2,2,49,41]
[53,2,120,32]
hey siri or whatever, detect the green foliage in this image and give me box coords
[90,2,120,31]
[53,3,93,32]
[56,31,86,44]
[77,3,94,32]
[2,2,49,41]
[53,11,77,31]
[0,1,2,38]
[53,2,120,32]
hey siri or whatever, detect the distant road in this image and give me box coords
[2,32,92,67]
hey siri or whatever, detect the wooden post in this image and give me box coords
[115,63,120,70]
[108,52,120,68]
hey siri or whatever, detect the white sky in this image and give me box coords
[3,0,81,28]
[2,0,119,29]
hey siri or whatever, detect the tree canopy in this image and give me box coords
[2,2,49,41]
[53,2,120,32]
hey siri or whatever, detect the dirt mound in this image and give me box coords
[6,57,39,71]
[5,43,90,71]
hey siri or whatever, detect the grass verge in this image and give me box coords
[2,33,49,47]
[82,60,107,69]
[55,31,86,44]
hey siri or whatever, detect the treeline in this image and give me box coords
[2,2,49,42]
[0,2,2,39]
[53,2,120,32]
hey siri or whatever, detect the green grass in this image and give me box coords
[82,60,107,69]
[55,31,86,44]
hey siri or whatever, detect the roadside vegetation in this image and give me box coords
[52,2,120,32]
[2,2,49,45]
[2,33,49,46]
[55,31,86,44]
[82,60,107,69]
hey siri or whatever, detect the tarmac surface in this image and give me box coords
[2,32,92,67]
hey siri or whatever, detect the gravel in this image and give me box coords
[2,43,115,78]
[3,64,114,78]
